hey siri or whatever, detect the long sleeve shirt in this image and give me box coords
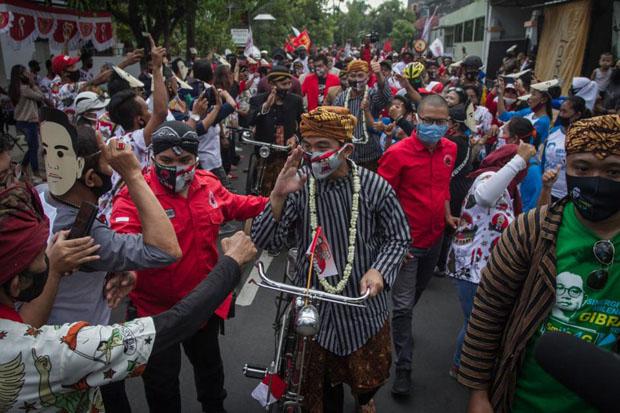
[334,83,392,163]
[0,255,240,413]
[14,84,44,123]
[111,169,267,320]
[251,165,410,355]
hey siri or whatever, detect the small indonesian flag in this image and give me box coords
[251,373,286,407]
[306,226,339,280]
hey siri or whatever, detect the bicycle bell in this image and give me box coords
[242,130,252,140]
[259,145,271,159]
[296,304,320,336]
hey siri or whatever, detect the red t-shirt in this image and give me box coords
[0,303,22,322]
[111,169,267,319]
[378,133,457,248]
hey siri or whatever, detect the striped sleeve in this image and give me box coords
[457,208,541,389]
[369,82,392,117]
[251,194,299,252]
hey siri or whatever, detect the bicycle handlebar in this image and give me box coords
[227,127,290,152]
[254,261,370,308]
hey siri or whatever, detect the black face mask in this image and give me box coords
[557,116,571,128]
[4,256,49,302]
[567,174,620,222]
[67,70,81,82]
[465,71,477,81]
[298,52,306,59]
[348,80,359,89]
[82,169,113,198]
[276,88,289,99]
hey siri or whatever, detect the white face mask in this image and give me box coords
[306,144,351,180]
[504,97,517,106]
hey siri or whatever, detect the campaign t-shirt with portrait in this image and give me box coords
[513,201,620,413]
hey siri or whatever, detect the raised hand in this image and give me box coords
[149,36,166,69]
[99,137,141,181]
[270,147,307,200]
[370,57,381,74]
[542,165,562,188]
[516,140,537,164]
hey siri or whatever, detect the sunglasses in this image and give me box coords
[587,240,615,290]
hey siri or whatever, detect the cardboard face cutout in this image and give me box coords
[40,108,84,196]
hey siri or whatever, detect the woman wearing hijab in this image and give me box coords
[570,77,598,112]
[447,141,536,378]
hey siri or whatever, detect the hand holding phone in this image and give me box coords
[68,202,98,239]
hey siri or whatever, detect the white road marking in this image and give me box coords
[236,250,274,306]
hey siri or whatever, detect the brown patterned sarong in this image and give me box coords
[300,321,391,412]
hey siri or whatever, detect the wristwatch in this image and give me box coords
[190,113,201,122]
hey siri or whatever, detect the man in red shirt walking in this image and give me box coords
[301,54,340,111]
[111,121,267,412]
[378,95,458,396]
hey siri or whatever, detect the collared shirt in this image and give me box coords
[251,165,410,356]
[37,188,176,326]
[378,134,456,248]
[111,169,268,319]
[334,82,391,163]
[0,308,155,413]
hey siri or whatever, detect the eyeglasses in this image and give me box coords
[587,240,615,290]
[556,283,583,298]
[417,115,450,127]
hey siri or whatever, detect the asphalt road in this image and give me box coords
[113,145,470,412]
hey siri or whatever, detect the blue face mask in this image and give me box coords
[416,123,448,145]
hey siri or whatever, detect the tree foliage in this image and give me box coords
[59,0,417,55]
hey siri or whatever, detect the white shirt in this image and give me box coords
[543,127,568,199]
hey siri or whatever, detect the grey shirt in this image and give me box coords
[38,189,176,325]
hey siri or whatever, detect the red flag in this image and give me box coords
[383,38,392,53]
[306,226,338,280]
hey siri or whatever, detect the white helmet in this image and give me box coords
[74,91,110,117]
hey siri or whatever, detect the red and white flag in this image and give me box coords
[306,226,339,280]
[251,373,286,407]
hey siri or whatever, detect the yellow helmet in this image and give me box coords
[403,62,425,80]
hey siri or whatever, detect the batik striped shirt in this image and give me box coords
[334,83,392,163]
[251,164,410,356]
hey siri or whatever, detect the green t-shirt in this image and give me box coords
[513,202,620,413]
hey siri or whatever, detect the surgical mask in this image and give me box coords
[567,174,620,222]
[416,122,448,145]
[315,68,326,77]
[306,145,350,180]
[504,97,517,106]
[4,256,49,302]
[154,160,197,193]
[276,88,289,99]
[67,70,81,82]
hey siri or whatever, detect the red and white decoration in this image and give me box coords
[251,373,286,407]
[0,0,113,51]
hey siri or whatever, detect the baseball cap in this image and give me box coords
[52,55,80,75]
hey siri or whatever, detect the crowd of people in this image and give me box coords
[0,30,618,413]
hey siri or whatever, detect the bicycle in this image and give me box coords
[243,248,370,412]
[227,127,290,196]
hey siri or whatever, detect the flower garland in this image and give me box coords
[309,162,361,294]
[344,85,370,144]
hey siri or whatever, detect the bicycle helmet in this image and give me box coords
[74,91,109,116]
[462,55,483,69]
[403,62,425,80]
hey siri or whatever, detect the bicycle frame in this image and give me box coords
[243,260,370,411]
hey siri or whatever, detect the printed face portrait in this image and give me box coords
[41,119,84,196]
[555,271,585,313]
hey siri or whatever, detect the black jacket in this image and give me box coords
[247,92,304,143]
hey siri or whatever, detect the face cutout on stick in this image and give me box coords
[40,107,84,196]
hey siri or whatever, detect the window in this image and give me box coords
[474,16,485,42]
[444,26,454,48]
[454,23,463,43]
[463,19,474,42]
